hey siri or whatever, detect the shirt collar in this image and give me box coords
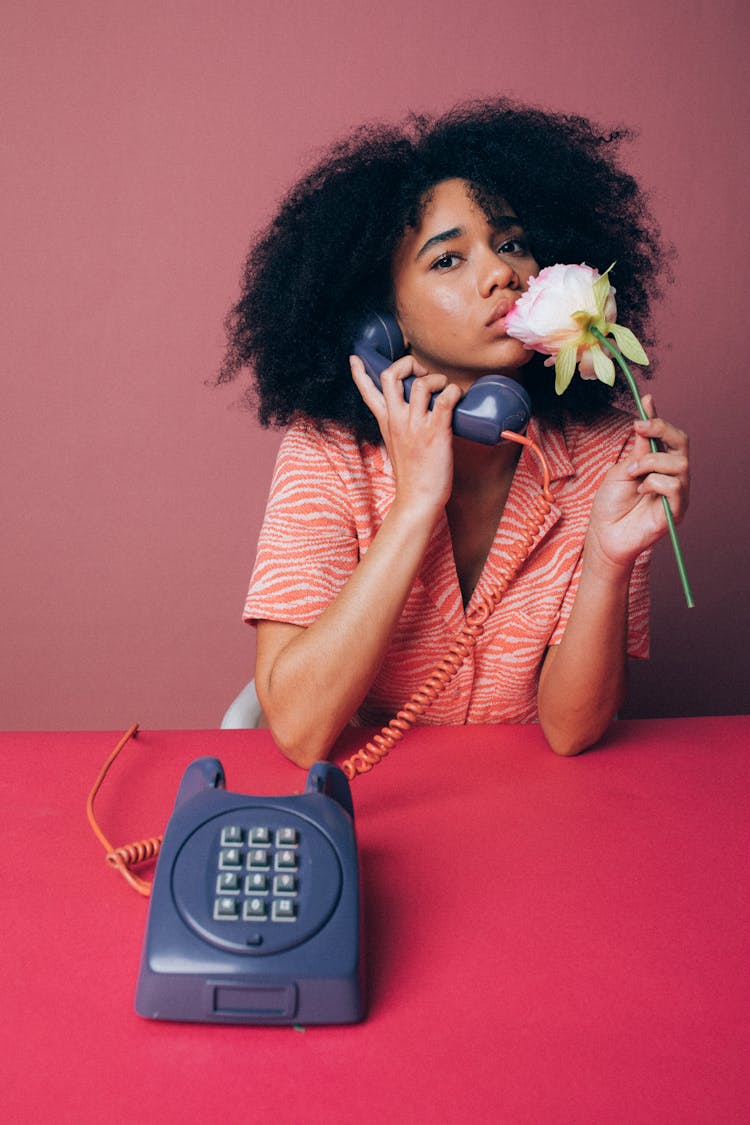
[526,415,576,484]
[371,414,576,486]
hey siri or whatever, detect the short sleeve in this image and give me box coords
[242,425,361,628]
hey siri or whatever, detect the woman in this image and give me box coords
[220,99,689,767]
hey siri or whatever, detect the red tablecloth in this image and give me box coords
[2,717,749,1124]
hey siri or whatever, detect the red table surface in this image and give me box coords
[1,717,749,1125]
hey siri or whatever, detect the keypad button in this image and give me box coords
[272,899,297,922]
[275,849,298,871]
[245,872,269,894]
[243,898,268,921]
[275,827,298,847]
[247,849,271,870]
[211,818,308,934]
[216,872,241,893]
[273,873,298,896]
[219,847,242,869]
[214,896,240,920]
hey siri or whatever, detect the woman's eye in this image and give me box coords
[497,237,528,255]
[431,252,461,270]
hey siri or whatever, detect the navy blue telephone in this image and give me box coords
[135,758,363,1025]
[353,311,531,445]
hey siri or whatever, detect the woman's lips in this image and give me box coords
[485,297,518,327]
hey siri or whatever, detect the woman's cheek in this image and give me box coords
[399,286,467,345]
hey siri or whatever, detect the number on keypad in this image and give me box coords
[212,824,300,927]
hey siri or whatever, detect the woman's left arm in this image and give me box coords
[537,396,690,755]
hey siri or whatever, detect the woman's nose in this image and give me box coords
[480,252,519,295]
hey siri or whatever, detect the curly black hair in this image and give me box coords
[219,98,666,444]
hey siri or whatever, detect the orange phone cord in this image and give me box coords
[88,430,553,893]
[87,722,161,896]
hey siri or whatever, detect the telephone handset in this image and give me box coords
[134,756,363,1025]
[352,311,531,445]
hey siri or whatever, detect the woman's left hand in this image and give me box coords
[586,395,690,573]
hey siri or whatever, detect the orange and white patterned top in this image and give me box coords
[244,411,650,726]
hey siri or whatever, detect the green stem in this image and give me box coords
[592,326,694,608]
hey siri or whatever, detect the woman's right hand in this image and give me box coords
[254,357,461,767]
[350,354,462,520]
[257,355,460,766]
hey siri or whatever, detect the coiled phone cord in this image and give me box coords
[88,430,553,891]
[341,430,553,779]
[87,721,161,896]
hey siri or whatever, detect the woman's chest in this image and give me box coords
[445,479,515,606]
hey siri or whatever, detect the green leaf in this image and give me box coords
[607,323,649,366]
[554,344,577,394]
[591,345,616,386]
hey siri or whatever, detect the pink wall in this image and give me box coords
[2,0,748,730]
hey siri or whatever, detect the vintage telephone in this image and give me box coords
[88,317,556,1026]
[136,756,361,1025]
[352,311,532,444]
[88,731,363,1026]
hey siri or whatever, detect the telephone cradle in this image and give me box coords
[135,757,364,1025]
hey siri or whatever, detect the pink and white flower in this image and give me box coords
[505,262,648,394]
[506,262,693,606]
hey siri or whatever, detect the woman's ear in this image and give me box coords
[392,309,410,350]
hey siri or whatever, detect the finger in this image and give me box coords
[379,354,429,392]
[629,418,652,462]
[350,355,387,418]
[634,414,689,453]
[635,473,687,520]
[641,392,656,419]
[636,394,660,458]
[431,381,464,418]
[626,449,689,481]
[386,354,429,379]
[378,356,430,411]
[406,372,449,409]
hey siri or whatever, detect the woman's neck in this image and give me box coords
[446,436,523,605]
[450,434,522,495]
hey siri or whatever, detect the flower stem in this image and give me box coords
[592,327,694,608]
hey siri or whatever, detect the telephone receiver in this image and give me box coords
[352,312,531,445]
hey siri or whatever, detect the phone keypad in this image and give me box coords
[212,824,300,924]
[173,805,342,957]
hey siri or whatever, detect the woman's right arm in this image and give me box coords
[254,356,461,767]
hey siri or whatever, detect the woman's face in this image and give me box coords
[391,178,538,389]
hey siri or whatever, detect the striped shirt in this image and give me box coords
[244,411,650,726]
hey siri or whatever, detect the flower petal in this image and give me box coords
[592,270,613,317]
[554,344,578,394]
[591,345,616,386]
[607,323,650,366]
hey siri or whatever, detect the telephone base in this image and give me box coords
[137,973,363,1026]
[135,758,364,1025]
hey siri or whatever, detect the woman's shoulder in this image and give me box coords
[559,405,637,462]
[276,418,386,477]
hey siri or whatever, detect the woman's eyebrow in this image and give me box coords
[415,227,463,260]
[490,214,524,232]
[415,215,524,260]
